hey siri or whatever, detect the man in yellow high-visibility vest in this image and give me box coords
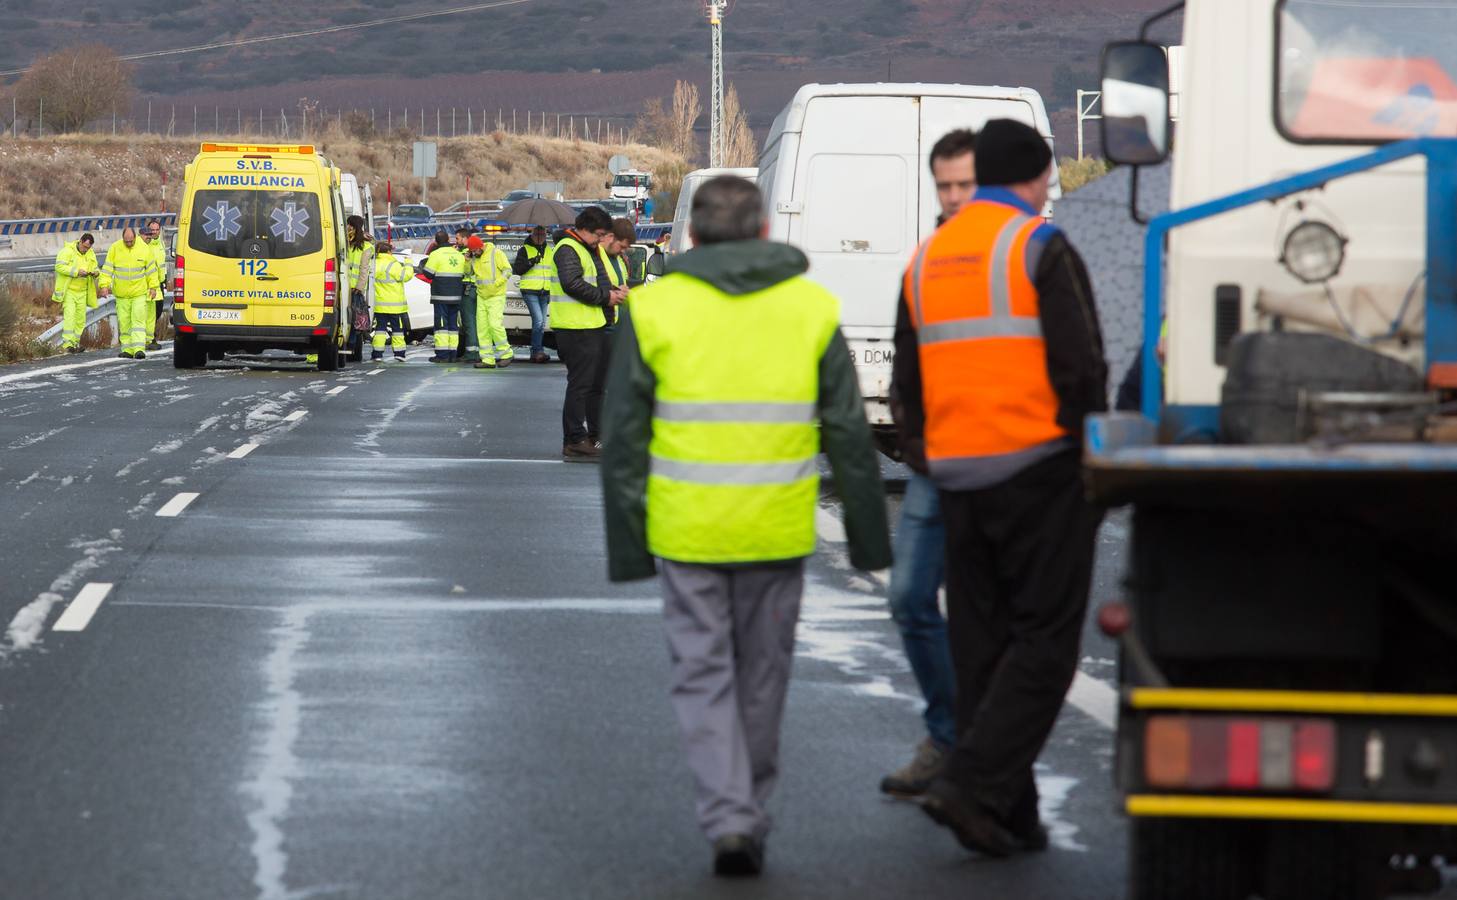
[600,176,890,877]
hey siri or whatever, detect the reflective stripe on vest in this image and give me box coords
[549,237,606,329]
[633,271,840,564]
[904,200,1066,490]
[520,243,557,291]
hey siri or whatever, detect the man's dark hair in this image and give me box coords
[80,232,95,244]
[434,230,450,246]
[575,206,613,233]
[146,217,161,228]
[690,176,762,245]
[929,128,977,171]
[611,218,636,242]
[454,227,471,236]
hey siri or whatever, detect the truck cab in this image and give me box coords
[1089,3,1457,897]
[608,170,652,204]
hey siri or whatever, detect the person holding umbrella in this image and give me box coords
[513,225,556,364]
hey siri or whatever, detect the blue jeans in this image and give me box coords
[888,472,956,749]
[522,290,550,355]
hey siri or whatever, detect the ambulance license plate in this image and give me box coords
[193,309,242,322]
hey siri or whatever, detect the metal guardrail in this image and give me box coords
[0,213,177,237]
[37,297,117,346]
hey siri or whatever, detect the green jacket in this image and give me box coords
[599,239,892,582]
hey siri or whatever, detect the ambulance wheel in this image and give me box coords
[173,335,205,369]
[1129,818,1255,900]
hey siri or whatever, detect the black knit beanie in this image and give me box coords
[974,119,1053,187]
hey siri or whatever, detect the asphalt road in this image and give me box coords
[0,343,1136,900]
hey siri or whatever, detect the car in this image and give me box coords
[390,204,434,226]
[501,190,535,205]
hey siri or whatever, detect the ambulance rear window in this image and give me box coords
[188,190,324,259]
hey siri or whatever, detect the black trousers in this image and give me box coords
[555,327,609,444]
[939,449,1103,827]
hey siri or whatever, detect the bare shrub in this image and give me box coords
[14,45,133,133]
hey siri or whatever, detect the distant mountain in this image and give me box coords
[0,0,1179,153]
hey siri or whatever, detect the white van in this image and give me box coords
[758,83,1058,435]
[669,167,759,255]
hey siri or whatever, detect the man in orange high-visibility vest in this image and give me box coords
[891,118,1108,858]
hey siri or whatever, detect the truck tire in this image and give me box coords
[1129,818,1254,900]
[173,335,205,369]
[1261,823,1381,900]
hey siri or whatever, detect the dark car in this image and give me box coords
[391,204,434,225]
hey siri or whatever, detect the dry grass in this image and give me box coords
[0,129,690,219]
[0,278,61,362]
[1058,156,1113,194]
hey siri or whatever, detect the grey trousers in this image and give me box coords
[661,559,804,842]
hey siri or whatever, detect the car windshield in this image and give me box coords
[397,206,430,216]
[1278,0,1457,141]
[612,174,647,187]
[187,190,323,260]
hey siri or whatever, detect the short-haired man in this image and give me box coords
[893,119,1106,857]
[53,233,100,353]
[550,206,625,461]
[417,229,469,363]
[881,127,977,798]
[600,176,891,876]
[99,226,160,359]
[512,224,555,363]
[142,218,167,350]
[600,217,636,332]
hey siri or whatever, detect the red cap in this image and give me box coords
[467,236,485,251]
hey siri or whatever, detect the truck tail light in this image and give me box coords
[1144,715,1336,793]
[324,257,337,308]
[174,254,185,303]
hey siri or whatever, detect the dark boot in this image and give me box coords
[711,834,764,877]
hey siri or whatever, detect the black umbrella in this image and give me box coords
[498,198,579,226]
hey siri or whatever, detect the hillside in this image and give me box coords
[0,132,689,220]
[0,0,1178,153]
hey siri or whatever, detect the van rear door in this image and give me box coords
[917,95,1042,239]
[186,186,326,329]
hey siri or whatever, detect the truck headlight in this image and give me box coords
[1280,220,1347,285]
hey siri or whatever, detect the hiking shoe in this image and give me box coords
[531,352,551,364]
[146,341,161,352]
[473,361,496,370]
[134,350,146,360]
[712,834,764,877]
[496,355,513,368]
[919,779,1018,858]
[429,356,450,364]
[562,440,601,463]
[118,351,131,358]
[1014,821,1050,853]
[880,738,950,797]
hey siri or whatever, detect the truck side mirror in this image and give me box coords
[1100,41,1171,167]
[647,251,667,277]
[605,181,612,191]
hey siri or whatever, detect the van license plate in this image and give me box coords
[193,309,242,322]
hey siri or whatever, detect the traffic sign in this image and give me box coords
[608,154,631,175]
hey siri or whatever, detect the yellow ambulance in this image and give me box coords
[172,143,352,370]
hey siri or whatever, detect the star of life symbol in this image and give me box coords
[269,202,311,243]
[202,201,241,242]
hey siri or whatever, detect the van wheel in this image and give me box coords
[173,335,205,369]
[1129,818,1255,900]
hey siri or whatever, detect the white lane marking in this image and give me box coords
[155,492,200,518]
[4,531,123,655]
[0,345,174,387]
[52,583,114,633]
[1067,672,1119,731]
[326,386,348,396]
[366,368,384,376]
[228,443,260,460]
[283,410,307,422]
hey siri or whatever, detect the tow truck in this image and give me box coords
[1089,3,1457,898]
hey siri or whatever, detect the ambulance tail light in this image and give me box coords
[1144,715,1335,793]
[174,255,185,303]
[324,257,337,308]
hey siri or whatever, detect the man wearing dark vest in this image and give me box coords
[892,119,1107,857]
[600,176,891,877]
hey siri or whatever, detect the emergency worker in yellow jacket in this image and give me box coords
[416,230,469,363]
[600,176,890,876]
[370,242,414,361]
[511,225,555,363]
[892,119,1107,857]
[53,234,100,353]
[100,227,160,359]
[142,218,167,350]
[465,235,514,370]
[550,206,624,460]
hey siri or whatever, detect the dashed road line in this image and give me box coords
[326,386,348,396]
[228,443,260,460]
[52,583,114,632]
[283,410,307,422]
[365,369,385,376]
[156,492,200,518]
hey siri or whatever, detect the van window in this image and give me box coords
[1278,0,1457,142]
[189,190,324,259]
